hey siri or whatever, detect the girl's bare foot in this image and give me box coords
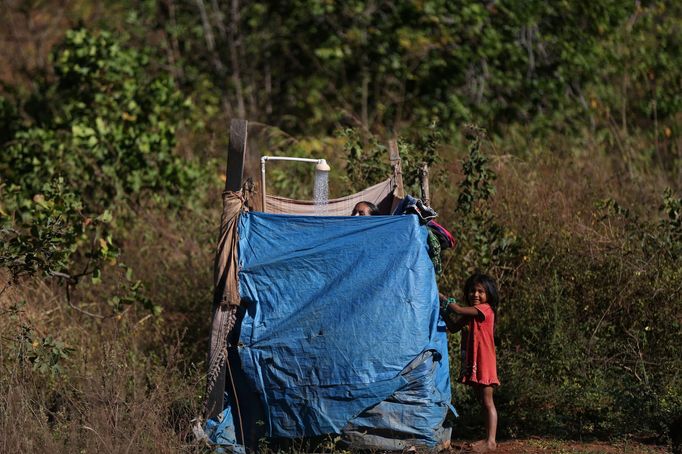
[470,439,497,452]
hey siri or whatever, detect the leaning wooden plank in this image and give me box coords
[225,119,248,192]
[388,138,405,212]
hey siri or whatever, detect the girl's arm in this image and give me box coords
[438,293,476,333]
[439,293,480,316]
[447,303,479,316]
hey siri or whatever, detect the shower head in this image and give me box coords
[315,159,330,172]
[260,156,331,211]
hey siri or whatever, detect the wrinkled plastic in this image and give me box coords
[207,212,453,449]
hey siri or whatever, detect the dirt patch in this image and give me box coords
[448,438,669,454]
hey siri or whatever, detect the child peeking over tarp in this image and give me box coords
[351,201,379,216]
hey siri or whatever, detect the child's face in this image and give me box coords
[468,283,488,306]
[351,203,373,216]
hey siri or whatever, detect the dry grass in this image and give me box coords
[0,204,218,453]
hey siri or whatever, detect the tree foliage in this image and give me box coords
[144,0,679,150]
[0,29,200,316]
[3,29,199,209]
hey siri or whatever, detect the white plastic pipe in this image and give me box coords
[260,156,330,211]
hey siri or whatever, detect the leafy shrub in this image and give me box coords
[343,124,446,196]
[0,29,205,309]
[450,126,520,275]
[1,28,201,211]
[0,179,115,282]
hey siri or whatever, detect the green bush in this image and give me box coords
[0,28,202,329]
[1,29,201,211]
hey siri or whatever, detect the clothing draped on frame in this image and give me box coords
[205,190,245,419]
[392,195,455,277]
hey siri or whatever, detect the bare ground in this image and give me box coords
[447,438,670,454]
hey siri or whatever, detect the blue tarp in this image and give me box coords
[206,212,453,450]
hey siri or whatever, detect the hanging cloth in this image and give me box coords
[205,190,246,419]
[265,178,394,216]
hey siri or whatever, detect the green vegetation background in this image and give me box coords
[0,1,680,451]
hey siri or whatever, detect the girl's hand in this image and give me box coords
[439,293,479,316]
[438,300,471,333]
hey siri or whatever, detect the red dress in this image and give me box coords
[461,303,499,386]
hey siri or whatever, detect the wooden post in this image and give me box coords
[208,119,249,422]
[419,162,430,207]
[205,352,227,420]
[388,139,405,213]
[225,119,248,192]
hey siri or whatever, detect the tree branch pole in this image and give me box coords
[419,162,430,207]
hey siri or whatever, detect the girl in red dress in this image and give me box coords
[440,273,499,452]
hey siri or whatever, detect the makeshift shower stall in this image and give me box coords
[203,120,454,451]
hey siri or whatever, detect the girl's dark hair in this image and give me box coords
[352,201,379,215]
[464,272,499,313]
